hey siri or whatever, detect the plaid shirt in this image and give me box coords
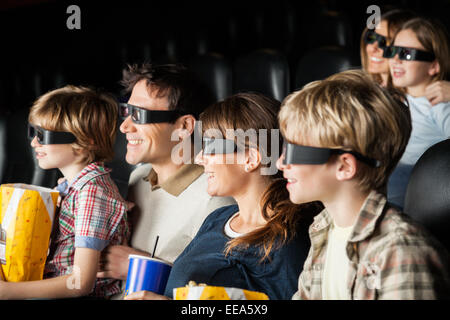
[44,162,129,298]
[293,191,450,300]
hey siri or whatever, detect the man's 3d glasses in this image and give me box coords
[28,123,77,145]
[119,102,182,124]
[383,46,435,62]
[282,140,381,168]
[364,29,387,49]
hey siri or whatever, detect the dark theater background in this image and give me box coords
[0,0,449,194]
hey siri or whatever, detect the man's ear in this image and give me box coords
[176,115,196,139]
[335,153,358,181]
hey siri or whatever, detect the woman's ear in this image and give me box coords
[245,148,262,172]
[335,153,358,181]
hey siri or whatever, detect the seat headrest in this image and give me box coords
[404,139,450,249]
[294,46,360,89]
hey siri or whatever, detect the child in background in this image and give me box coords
[386,17,450,208]
[277,70,450,299]
[0,85,129,299]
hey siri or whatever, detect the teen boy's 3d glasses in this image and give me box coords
[282,140,381,168]
[119,102,182,124]
[364,29,387,48]
[382,46,435,62]
[28,124,77,145]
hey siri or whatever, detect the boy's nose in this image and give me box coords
[276,154,286,171]
[30,136,41,147]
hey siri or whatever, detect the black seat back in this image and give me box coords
[233,49,290,102]
[404,139,450,250]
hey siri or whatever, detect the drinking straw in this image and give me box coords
[152,235,159,258]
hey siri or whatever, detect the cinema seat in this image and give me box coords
[233,49,290,102]
[294,46,360,90]
[404,139,450,250]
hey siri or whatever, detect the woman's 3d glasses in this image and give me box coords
[119,103,182,124]
[202,138,243,155]
[282,141,381,168]
[382,46,435,62]
[364,29,387,49]
[28,124,77,145]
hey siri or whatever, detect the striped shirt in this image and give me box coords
[293,190,450,300]
[44,162,130,298]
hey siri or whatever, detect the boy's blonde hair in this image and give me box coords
[28,85,119,164]
[279,69,411,193]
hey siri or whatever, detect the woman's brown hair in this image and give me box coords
[199,92,321,261]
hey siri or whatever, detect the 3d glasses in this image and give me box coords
[119,102,182,124]
[382,46,435,62]
[282,140,381,168]
[202,138,242,155]
[364,29,387,49]
[28,123,77,145]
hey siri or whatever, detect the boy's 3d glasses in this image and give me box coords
[201,138,242,155]
[282,141,381,168]
[382,46,435,62]
[119,102,182,124]
[28,124,77,145]
[364,29,387,48]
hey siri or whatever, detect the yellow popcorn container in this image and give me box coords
[174,282,269,300]
[0,184,59,282]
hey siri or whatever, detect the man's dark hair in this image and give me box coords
[121,63,214,120]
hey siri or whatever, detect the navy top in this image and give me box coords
[164,205,311,300]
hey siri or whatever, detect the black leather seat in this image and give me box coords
[404,139,450,250]
[189,53,232,102]
[294,46,360,90]
[233,49,290,102]
[306,11,353,50]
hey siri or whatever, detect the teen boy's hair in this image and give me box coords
[279,70,412,193]
[121,63,214,120]
[29,85,119,164]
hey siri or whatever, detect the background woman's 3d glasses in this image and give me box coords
[119,103,182,124]
[382,46,435,62]
[282,141,381,168]
[364,29,387,48]
[28,124,77,145]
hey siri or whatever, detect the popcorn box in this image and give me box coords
[174,282,269,300]
[0,184,59,282]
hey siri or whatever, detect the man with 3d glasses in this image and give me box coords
[96,63,234,298]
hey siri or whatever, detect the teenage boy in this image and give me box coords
[277,69,450,299]
[97,64,234,295]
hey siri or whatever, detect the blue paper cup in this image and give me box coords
[125,254,172,296]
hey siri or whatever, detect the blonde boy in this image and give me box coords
[0,86,129,299]
[277,70,450,299]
